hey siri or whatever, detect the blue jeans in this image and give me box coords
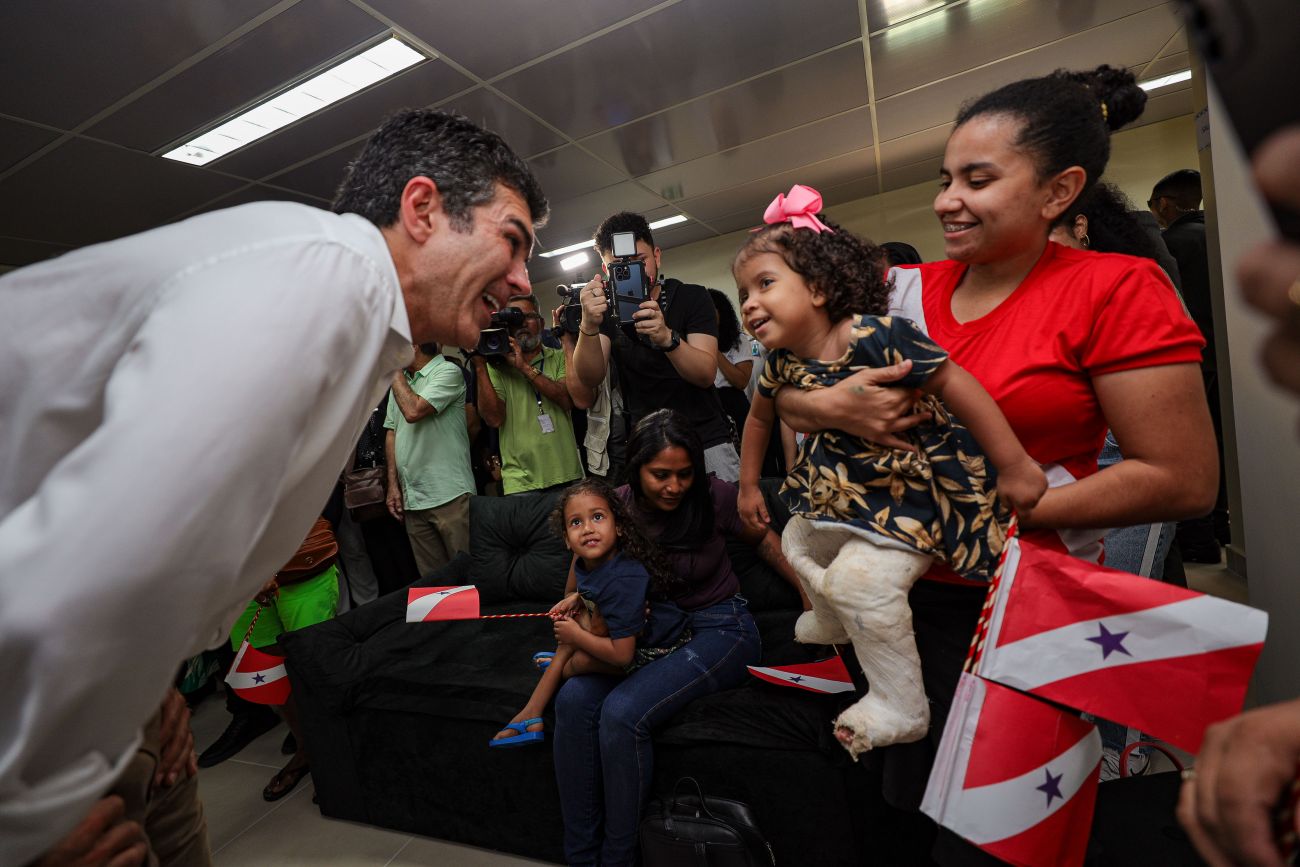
[553,595,761,866]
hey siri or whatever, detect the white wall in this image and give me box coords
[1201,85,1300,703]
[665,115,1200,305]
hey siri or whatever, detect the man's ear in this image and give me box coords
[1042,166,1087,223]
[652,246,662,272]
[398,176,444,243]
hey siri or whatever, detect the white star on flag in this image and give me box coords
[406,585,480,623]
[975,537,1267,751]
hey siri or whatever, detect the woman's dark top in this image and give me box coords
[617,477,744,611]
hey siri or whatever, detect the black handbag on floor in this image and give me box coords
[640,777,775,866]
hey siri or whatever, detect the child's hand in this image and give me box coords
[548,592,582,618]
[997,459,1048,518]
[738,485,770,533]
[553,615,584,646]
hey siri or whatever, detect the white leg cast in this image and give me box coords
[819,539,932,759]
[780,517,850,646]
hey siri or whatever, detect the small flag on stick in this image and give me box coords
[406,585,481,622]
[748,656,855,694]
[226,640,291,705]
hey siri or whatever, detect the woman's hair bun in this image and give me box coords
[1059,64,1147,131]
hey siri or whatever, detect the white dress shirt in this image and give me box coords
[0,202,413,863]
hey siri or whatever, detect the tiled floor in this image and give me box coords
[191,554,1246,864]
[190,698,554,865]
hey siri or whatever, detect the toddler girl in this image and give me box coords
[490,478,688,747]
[736,185,1047,758]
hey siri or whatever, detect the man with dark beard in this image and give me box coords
[473,293,584,495]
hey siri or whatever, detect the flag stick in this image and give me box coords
[480,612,552,620]
[238,605,264,647]
[964,515,1018,673]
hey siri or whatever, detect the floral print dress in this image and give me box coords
[758,314,1007,580]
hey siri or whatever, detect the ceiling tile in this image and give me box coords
[881,155,944,193]
[1138,50,1191,82]
[638,108,874,202]
[864,0,960,33]
[0,235,74,269]
[0,139,244,247]
[439,89,567,158]
[1124,84,1193,129]
[0,118,62,174]
[266,143,361,200]
[873,4,1183,142]
[677,147,875,222]
[494,0,861,139]
[581,44,870,177]
[528,147,626,203]
[367,0,659,79]
[535,182,667,252]
[871,0,1172,99]
[216,61,472,180]
[878,121,953,173]
[0,0,285,130]
[87,0,388,153]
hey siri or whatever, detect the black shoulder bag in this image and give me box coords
[639,777,776,866]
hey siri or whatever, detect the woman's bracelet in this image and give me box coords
[579,326,600,337]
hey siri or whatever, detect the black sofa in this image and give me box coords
[281,481,901,864]
[281,483,1201,865]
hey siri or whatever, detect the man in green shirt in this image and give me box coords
[384,342,475,575]
[473,295,583,495]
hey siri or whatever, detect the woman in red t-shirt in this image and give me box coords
[775,64,1218,860]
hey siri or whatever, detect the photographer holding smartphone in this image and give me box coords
[571,212,741,481]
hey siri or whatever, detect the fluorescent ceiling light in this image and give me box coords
[162,37,425,166]
[539,215,689,258]
[559,251,591,271]
[1138,69,1192,92]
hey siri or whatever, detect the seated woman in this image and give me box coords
[552,408,803,867]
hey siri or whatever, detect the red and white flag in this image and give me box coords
[406,585,480,623]
[922,673,1101,867]
[747,656,855,694]
[975,537,1267,752]
[225,640,291,705]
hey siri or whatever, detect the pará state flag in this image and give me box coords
[225,640,291,705]
[922,673,1101,867]
[975,537,1267,752]
[406,585,481,623]
[747,656,855,694]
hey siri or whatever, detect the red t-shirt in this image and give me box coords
[890,242,1204,575]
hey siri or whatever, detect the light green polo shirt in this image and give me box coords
[384,356,474,510]
[486,345,583,495]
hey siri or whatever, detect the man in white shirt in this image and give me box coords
[0,109,547,866]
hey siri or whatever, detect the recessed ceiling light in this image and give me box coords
[1138,69,1192,92]
[539,215,689,258]
[162,37,425,166]
[559,251,591,271]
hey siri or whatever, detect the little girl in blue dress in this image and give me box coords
[491,478,687,747]
[736,185,1047,758]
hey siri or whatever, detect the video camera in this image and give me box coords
[476,306,526,356]
[556,283,585,335]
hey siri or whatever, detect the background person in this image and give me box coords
[0,108,547,865]
[474,294,585,495]
[708,287,758,447]
[771,65,1216,863]
[552,409,802,866]
[571,213,741,481]
[385,342,476,576]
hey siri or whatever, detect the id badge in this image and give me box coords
[538,413,555,434]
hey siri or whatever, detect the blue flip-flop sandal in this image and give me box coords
[533,651,554,670]
[489,718,545,748]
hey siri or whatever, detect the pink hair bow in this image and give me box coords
[762,184,831,233]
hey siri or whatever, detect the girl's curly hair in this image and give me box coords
[733,216,892,322]
[550,478,683,599]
